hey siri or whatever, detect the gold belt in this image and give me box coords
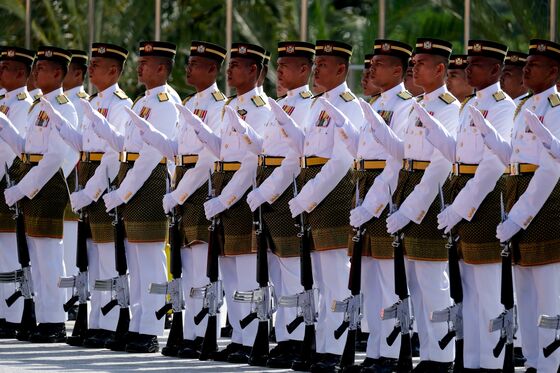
[21,153,43,164]
[509,163,538,175]
[120,151,166,164]
[80,151,104,162]
[402,159,430,172]
[258,155,285,167]
[175,154,199,166]
[353,159,386,171]
[214,161,241,172]
[300,156,329,168]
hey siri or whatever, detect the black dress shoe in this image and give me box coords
[15,325,34,341]
[267,341,301,368]
[361,356,398,373]
[0,322,18,339]
[514,347,526,367]
[106,331,137,351]
[212,342,242,362]
[30,323,66,343]
[177,337,204,359]
[228,345,252,364]
[292,352,322,371]
[125,333,159,353]
[525,368,536,373]
[339,357,378,372]
[309,353,341,372]
[161,339,184,357]
[413,361,453,373]
[83,329,114,348]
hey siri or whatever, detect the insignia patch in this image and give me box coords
[7,50,15,57]
[45,50,53,58]
[33,93,43,100]
[139,106,151,119]
[537,44,547,52]
[77,91,89,99]
[97,108,109,117]
[239,46,247,54]
[211,91,226,101]
[197,45,206,53]
[548,93,560,107]
[438,92,456,104]
[286,45,295,54]
[282,105,295,115]
[157,92,169,102]
[316,110,331,127]
[56,94,69,104]
[377,110,394,125]
[17,92,28,101]
[324,45,333,53]
[114,89,128,100]
[492,91,506,102]
[382,43,391,51]
[35,110,50,127]
[193,108,208,122]
[340,91,356,102]
[144,44,153,52]
[473,43,482,52]
[397,91,413,100]
[98,46,106,54]
[251,95,266,107]
[0,105,9,115]
[423,41,432,49]
[299,90,312,99]
[237,109,248,120]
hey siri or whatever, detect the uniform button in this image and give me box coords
[306,141,309,146]
[519,134,523,139]
[407,144,411,149]
[362,141,366,146]
[515,148,520,153]
[460,142,463,147]
[224,144,229,148]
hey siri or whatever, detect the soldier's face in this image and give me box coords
[277,57,308,90]
[227,57,256,88]
[447,69,468,94]
[361,68,379,96]
[465,56,497,88]
[412,54,440,89]
[523,55,557,91]
[369,55,402,88]
[34,60,60,89]
[0,61,26,90]
[313,56,344,89]
[500,65,525,96]
[137,56,162,86]
[185,56,214,86]
[89,57,116,89]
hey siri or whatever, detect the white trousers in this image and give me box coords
[27,236,66,323]
[0,233,23,323]
[219,254,258,347]
[126,240,167,336]
[62,221,78,303]
[88,240,119,331]
[268,253,304,342]
[515,263,560,373]
[460,261,503,369]
[363,256,401,359]
[405,258,454,363]
[311,248,351,355]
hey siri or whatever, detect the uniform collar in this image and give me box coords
[381,82,406,101]
[42,87,64,102]
[476,82,501,100]
[324,82,349,100]
[287,84,310,97]
[98,83,120,98]
[145,84,168,97]
[4,85,28,99]
[196,82,219,99]
[64,85,85,98]
[423,84,447,103]
[237,87,260,104]
[532,85,557,104]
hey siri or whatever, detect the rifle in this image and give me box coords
[381,186,413,372]
[430,183,463,369]
[1,162,36,339]
[190,170,223,361]
[58,168,90,345]
[93,172,129,346]
[148,174,184,353]
[488,193,516,373]
[232,179,275,365]
[277,175,317,370]
[332,179,364,369]
[539,314,560,357]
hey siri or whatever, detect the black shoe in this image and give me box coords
[479,369,502,373]
[525,368,536,373]
[291,352,322,371]
[514,347,526,367]
[0,322,18,339]
[15,325,34,341]
[83,329,114,348]
[413,361,453,373]
[361,357,398,373]
[267,341,301,368]
[221,324,233,338]
[341,359,379,373]
[411,332,420,358]
[161,338,185,357]
[309,353,340,372]
[125,333,159,353]
[106,331,136,351]
[228,345,252,364]
[213,342,242,362]
[29,323,66,343]
[177,337,204,359]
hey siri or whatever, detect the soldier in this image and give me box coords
[0,47,34,338]
[92,41,179,353]
[27,58,42,101]
[405,53,424,97]
[501,51,529,105]
[49,43,131,348]
[0,46,78,342]
[63,50,89,124]
[422,39,515,372]
[474,39,560,373]
[446,55,474,104]
[242,40,315,368]
[132,40,227,358]
[377,38,459,372]
[178,42,271,364]
[362,53,381,103]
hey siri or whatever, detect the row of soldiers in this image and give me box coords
[0,35,559,373]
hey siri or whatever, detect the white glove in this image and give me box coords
[412,101,435,129]
[268,97,295,127]
[174,103,204,127]
[204,197,227,220]
[41,98,67,131]
[224,106,246,134]
[349,205,374,228]
[124,106,151,134]
[70,190,93,212]
[246,188,266,212]
[319,97,348,127]
[468,106,492,136]
[4,185,24,207]
[386,210,411,234]
[162,193,179,214]
[437,206,463,234]
[359,98,385,129]
[496,219,521,242]
[289,197,305,218]
[525,109,554,148]
[103,190,124,212]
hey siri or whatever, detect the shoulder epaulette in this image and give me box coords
[132,93,145,108]
[211,90,226,102]
[88,93,98,102]
[157,92,169,102]
[276,94,287,101]
[369,93,381,105]
[492,91,506,102]
[29,98,41,113]
[415,94,424,102]
[397,90,413,100]
[459,94,476,113]
[113,89,128,100]
[251,95,266,107]
[439,92,456,104]
[17,92,28,101]
[310,92,324,107]
[514,93,533,119]
[77,91,89,99]
[299,90,313,99]
[182,93,195,105]
[33,93,42,100]
[225,95,236,106]
[56,94,69,105]
[340,91,356,102]
[548,93,560,108]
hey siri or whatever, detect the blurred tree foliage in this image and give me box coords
[0,0,555,98]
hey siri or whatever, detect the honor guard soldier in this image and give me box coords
[362,54,381,103]
[133,40,227,358]
[405,53,424,97]
[93,40,179,353]
[0,46,34,338]
[476,39,560,373]
[27,57,43,101]
[422,39,515,371]
[446,55,474,104]
[242,40,315,368]
[50,43,131,348]
[280,39,362,372]
[377,38,459,372]
[501,51,529,105]
[0,46,78,342]
[184,42,272,364]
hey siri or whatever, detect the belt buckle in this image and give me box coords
[357,159,364,171]
[453,163,460,176]
[120,151,127,163]
[405,159,413,172]
[300,157,307,169]
[216,161,224,173]
[175,155,183,167]
[510,163,519,176]
[258,154,266,167]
